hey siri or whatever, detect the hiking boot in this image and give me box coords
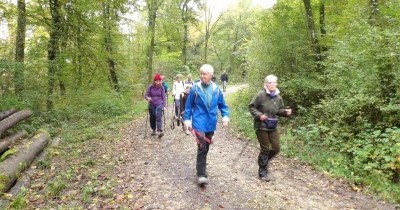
[151,130,156,136]
[260,174,271,182]
[158,132,164,138]
[197,176,208,184]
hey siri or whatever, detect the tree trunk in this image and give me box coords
[146,0,164,85]
[0,110,18,121]
[303,0,322,71]
[14,0,26,95]
[229,13,241,76]
[47,0,62,110]
[180,0,190,66]
[0,131,50,193]
[319,0,328,55]
[103,0,119,91]
[319,0,326,36]
[0,110,32,137]
[0,130,28,154]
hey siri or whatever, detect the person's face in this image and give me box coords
[154,80,162,86]
[266,81,277,91]
[176,77,181,82]
[200,71,212,84]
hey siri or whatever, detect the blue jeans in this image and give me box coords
[149,105,163,132]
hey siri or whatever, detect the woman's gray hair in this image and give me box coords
[264,74,278,83]
[200,64,214,75]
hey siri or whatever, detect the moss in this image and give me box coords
[0,149,17,162]
[0,174,10,192]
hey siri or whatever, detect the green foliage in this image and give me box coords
[47,177,67,198]
[37,158,50,170]
[246,0,314,83]
[7,188,29,209]
[82,186,95,203]
[293,122,400,202]
[226,87,257,141]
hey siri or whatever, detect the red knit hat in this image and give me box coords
[154,74,162,81]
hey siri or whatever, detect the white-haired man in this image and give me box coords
[184,64,230,185]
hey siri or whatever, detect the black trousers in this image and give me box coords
[195,131,214,177]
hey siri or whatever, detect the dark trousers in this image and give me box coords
[256,129,280,176]
[149,105,163,132]
[256,129,280,159]
[196,131,214,177]
[174,99,180,117]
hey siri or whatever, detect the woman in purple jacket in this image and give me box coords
[145,74,166,138]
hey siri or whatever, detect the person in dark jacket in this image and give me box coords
[144,74,167,138]
[248,75,292,182]
[179,85,191,135]
[220,70,228,92]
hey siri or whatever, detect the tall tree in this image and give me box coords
[319,0,328,54]
[14,0,26,95]
[103,0,119,91]
[179,0,190,66]
[173,0,200,66]
[146,0,164,84]
[47,0,62,110]
[303,0,322,71]
[368,0,396,103]
[202,0,223,64]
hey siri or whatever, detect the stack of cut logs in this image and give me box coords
[0,109,50,193]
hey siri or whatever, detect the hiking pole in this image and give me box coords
[164,94,168,130]
[144,106,149,139]
[163,109,166,132]
[170,97,175,129]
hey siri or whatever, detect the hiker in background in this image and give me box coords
[161,75,169,96]
[172,74,185,126]
[179,85,191,135]
[144,74,166,138]
[248,74,292,182]
[220,70,228,92]
[184,64,230,185]
[184,73,194,89]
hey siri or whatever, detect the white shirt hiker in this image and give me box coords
[173,81,185,100]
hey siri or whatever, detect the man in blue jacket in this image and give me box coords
[184,64,230,185]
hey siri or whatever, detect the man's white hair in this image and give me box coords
[200,64,214,75]
[264,74,278,83]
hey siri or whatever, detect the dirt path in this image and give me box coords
[111,85,397,210]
